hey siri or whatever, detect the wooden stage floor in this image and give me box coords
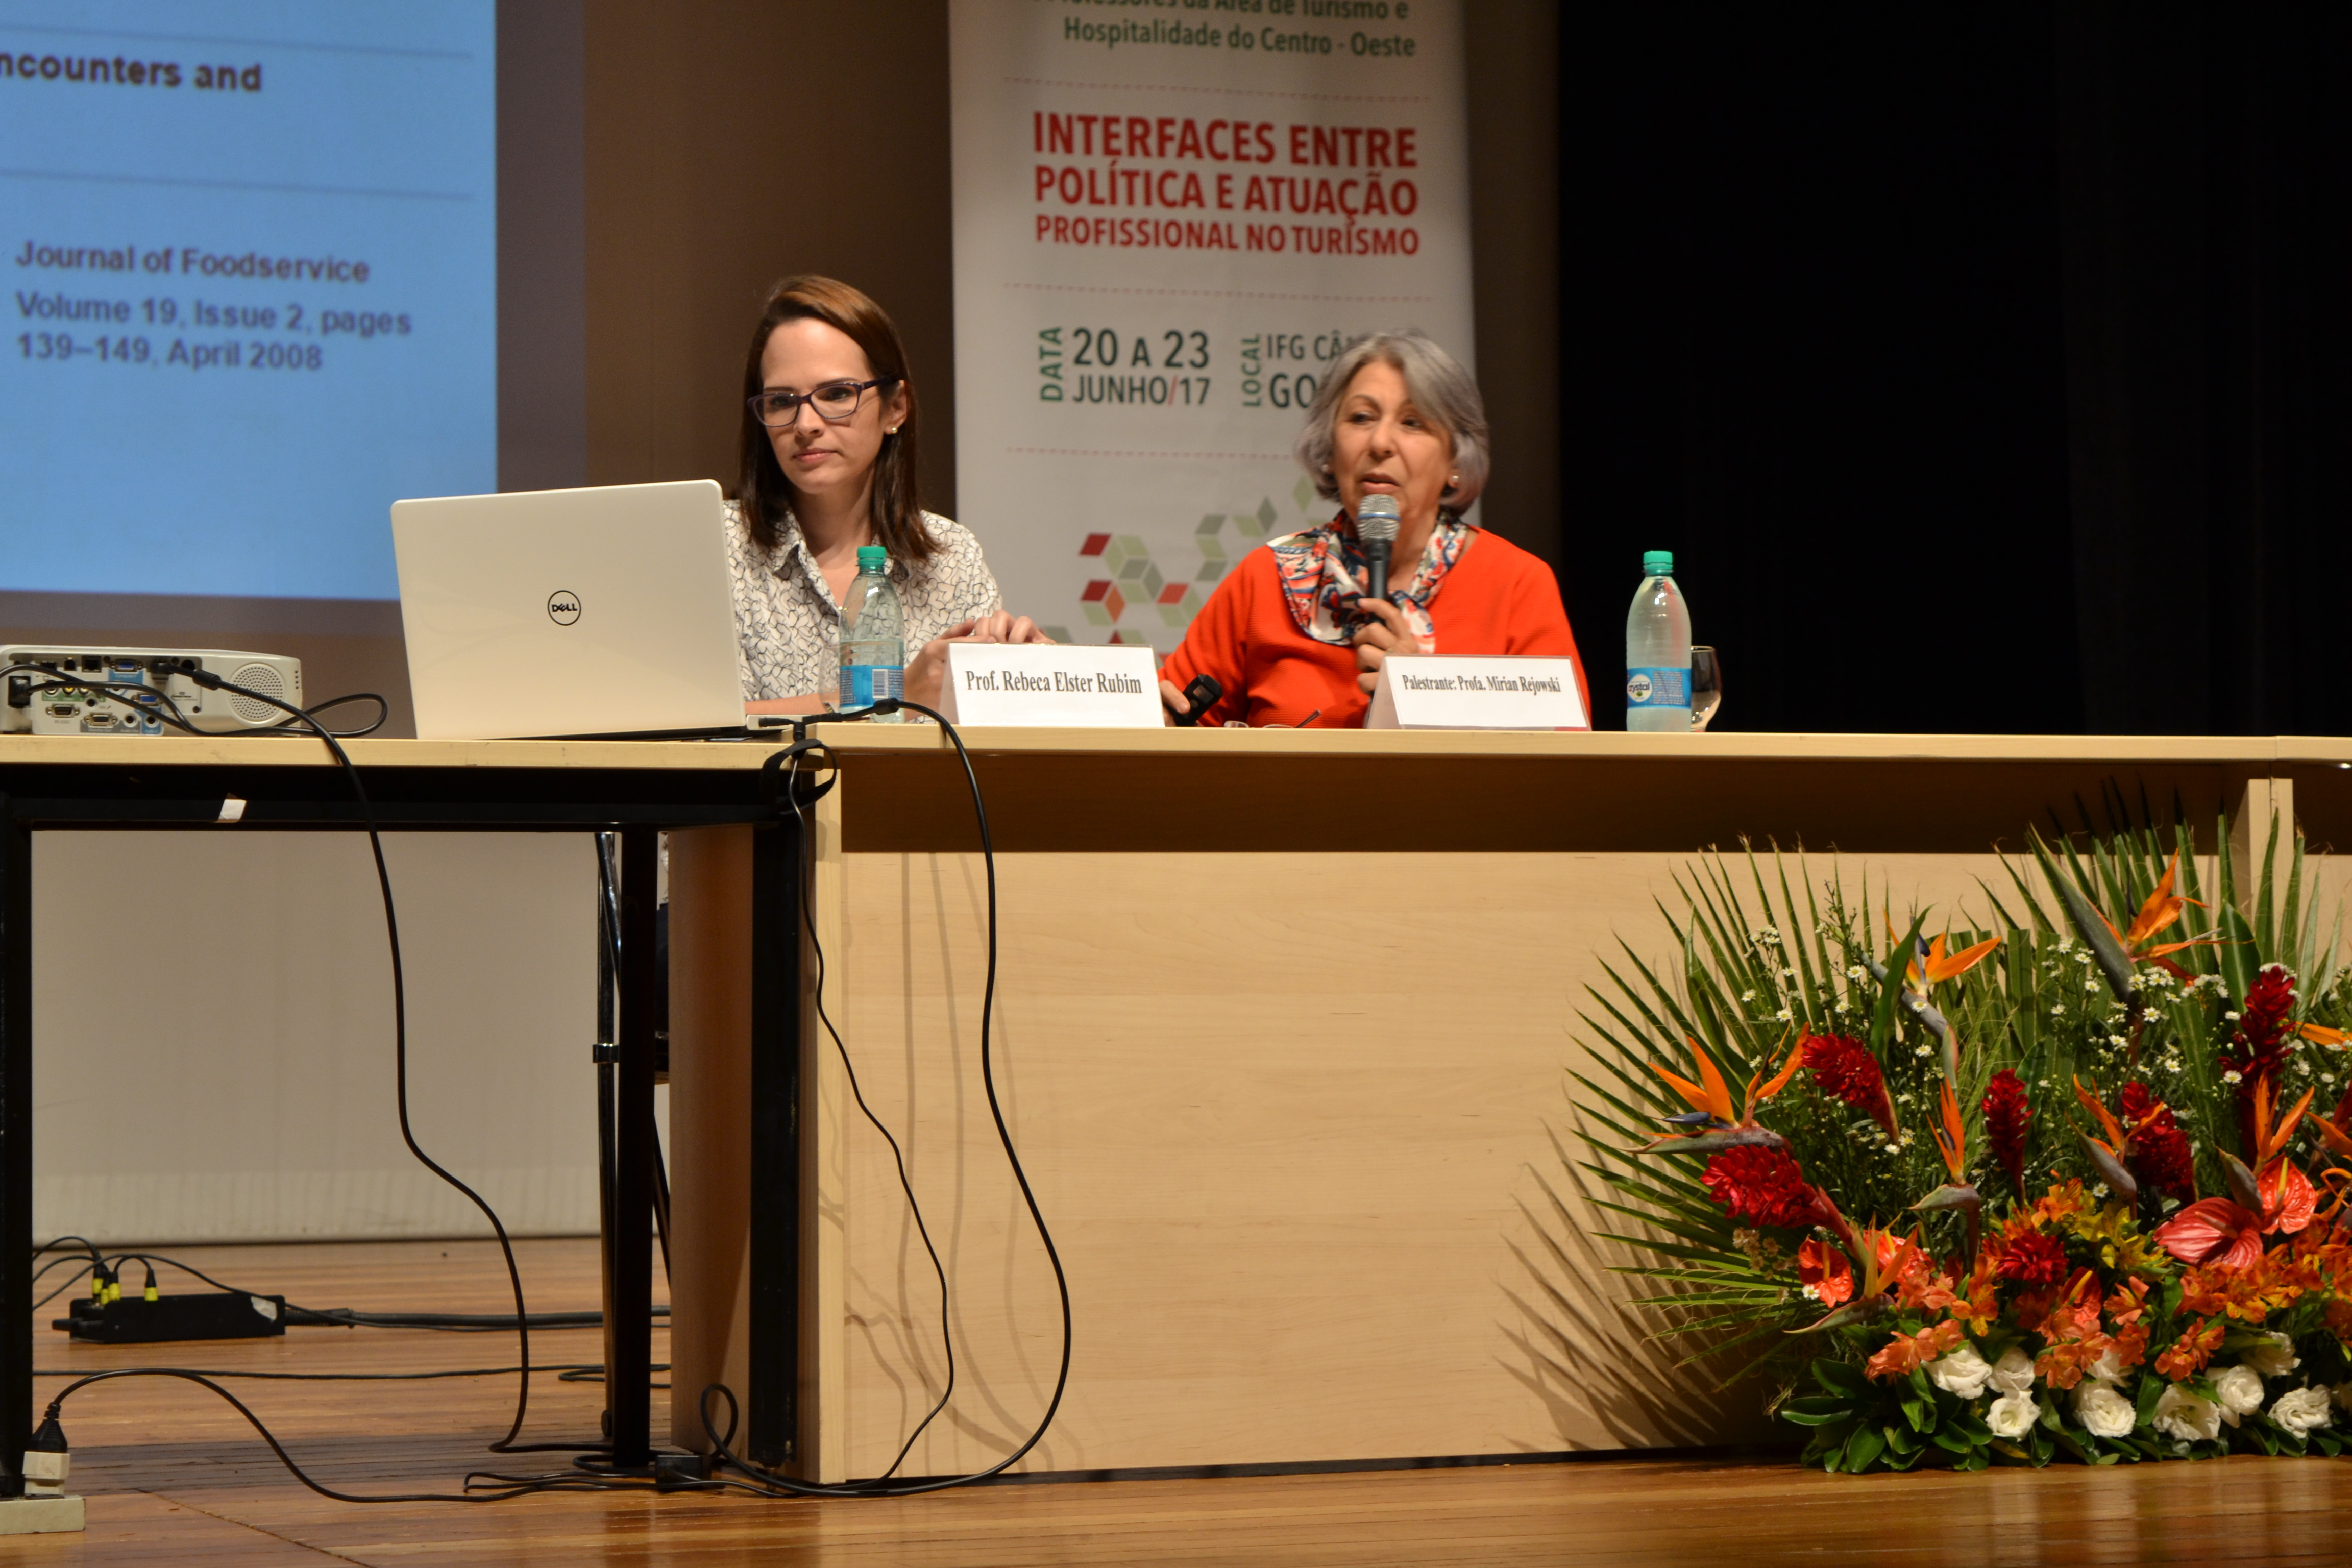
[5,1240,2352,1565]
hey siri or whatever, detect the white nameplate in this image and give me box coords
[1365,655,1590,731]
[939,643,1163,727]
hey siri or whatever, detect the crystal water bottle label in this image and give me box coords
[842,662,904,709]
[1625,667,1689,708]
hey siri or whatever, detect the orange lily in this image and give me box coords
[2300,1022,2350,1047]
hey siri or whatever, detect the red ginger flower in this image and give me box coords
[1803,1033,1897,1141]
[1701,1144,1822,1230]
[2222,965,2297,1146]
[1998,1229,2068,1287]
[1981,1069,2031,1199]
[2117,1081,2195,1201]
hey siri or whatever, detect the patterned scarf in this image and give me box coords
[1269,513,1473,650]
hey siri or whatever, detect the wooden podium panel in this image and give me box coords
[667,731,2343,1482]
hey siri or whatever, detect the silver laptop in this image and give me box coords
[390,480,744,740]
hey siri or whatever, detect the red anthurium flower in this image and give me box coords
[1796,1237,1853,1308]
[2153,1197,2266,1270]
[2259,1159,2317,1236]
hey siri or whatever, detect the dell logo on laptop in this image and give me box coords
[547,591,581,625]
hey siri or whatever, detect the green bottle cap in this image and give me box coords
[1643,550,1674,577]
[856,545,890,570]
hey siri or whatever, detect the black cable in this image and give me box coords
[777,741,955,1480]
[36,1365,607,1382]
[286,1308,659,1332]
[706,698,1072,1497]
[556,1365,671,1388]
[39,1370,633,1504]
[239,691,389,739]
[184,672,584,1456]
[28,1254,103,1316]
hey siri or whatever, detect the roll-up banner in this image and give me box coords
[949,0,1472,651]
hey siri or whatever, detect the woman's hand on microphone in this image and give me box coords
[903,612,1056,708]
[1350,598,1417,695]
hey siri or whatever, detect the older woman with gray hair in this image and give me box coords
[1157,330,1587,726]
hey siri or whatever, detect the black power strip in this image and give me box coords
[54,1292,289,1345]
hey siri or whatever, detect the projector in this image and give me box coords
[0,646,304,737]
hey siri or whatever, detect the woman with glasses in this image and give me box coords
[730,275,1046,716]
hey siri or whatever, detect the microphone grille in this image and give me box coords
[1356,496,1400,543]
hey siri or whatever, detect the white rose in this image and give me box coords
[2271,1384,2334,1436]
[1985,1391,2040,1440]
[1988,1346,2037,1396]
[1928,1343,1994,1400]
[2213,1364,2267,1425]
[2151,1384,2222,1443]
[2086,1346,2129,1386]
[2073,1380,2138,1439]
[2243,1334,2300,1379]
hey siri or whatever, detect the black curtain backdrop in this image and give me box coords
[1558,4,2352,736]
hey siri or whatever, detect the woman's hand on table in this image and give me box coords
[1351,598,1417,695]
[904,614,1054,708]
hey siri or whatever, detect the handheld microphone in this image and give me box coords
[1356,495,1401,603]
[1170,673,1222,727]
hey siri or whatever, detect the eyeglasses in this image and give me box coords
[747,378,899,429]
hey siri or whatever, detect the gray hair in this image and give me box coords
[1293,331,1490,516]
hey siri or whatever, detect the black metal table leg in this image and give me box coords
[0,799,28,1496]
[607,826,659,1468]
[746,816,801,1468]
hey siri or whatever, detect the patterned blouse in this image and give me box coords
[723,500,1004,701]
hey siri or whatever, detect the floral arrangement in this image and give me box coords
[1573,811,2352,1471]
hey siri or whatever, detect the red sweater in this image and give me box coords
[1158,529,1588,728]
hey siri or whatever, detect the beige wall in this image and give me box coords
[582,0,961,511]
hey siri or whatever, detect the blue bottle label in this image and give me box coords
[842,663,903,708]
[1625,666,1689,708]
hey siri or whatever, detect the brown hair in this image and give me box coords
[734,275,935,560]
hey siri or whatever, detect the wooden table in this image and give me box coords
[667,728,2352,1483]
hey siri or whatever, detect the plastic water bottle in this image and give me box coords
[1624,549,1692,732]
[838,545,905,722]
